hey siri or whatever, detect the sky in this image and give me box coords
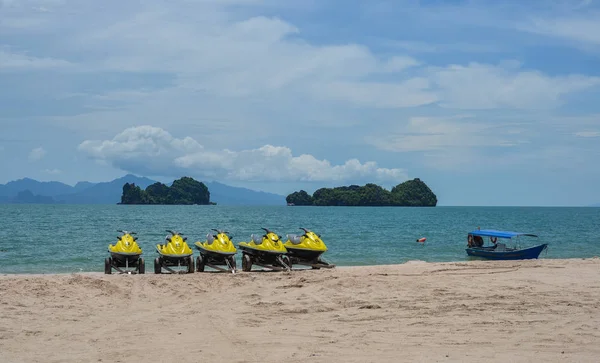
[1,0,600,206]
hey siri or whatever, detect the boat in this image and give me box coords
[194,229,237,273]
[238,228,290,272]
[283,228,335,269]
[105,230,145,274]
[466,229,548,260]
[154,230,194,274]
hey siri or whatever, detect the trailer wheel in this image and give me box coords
[196,255,205,272]
[242,253,252,272]
[187,256,195,273]
[138,258,145,274]
[154,258,161,274]
[104,258,112,274]
[229,256,237,271]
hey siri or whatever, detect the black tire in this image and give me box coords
[187,256,195,273]
[281,255,291,270]
[138,258,145,274]
[154,258,161,274]
[196,255,205,272]
[229,256,237,271]
[242,253,252,272]
[104,258,112,274]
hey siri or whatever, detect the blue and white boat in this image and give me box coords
[466,229,548,260]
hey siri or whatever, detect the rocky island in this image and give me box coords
[119,176,213,205]
[286,178,437,207]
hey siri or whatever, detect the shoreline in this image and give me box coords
[0,256,598,276]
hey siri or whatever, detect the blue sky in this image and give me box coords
[1,0,600,206]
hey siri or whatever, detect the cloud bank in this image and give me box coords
[79,126,408,183]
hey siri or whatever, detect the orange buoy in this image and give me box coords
[416,237,426,243]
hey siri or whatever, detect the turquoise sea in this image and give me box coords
[1,205,599,274]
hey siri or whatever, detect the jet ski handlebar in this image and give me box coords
[166,229,183,236]
[299,227,321,238]
[261,227,282,240]
[211,228,230,234]
[117,230,137,235]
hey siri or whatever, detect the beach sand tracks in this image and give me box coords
[2,259,600,362]
[66,273,127,297]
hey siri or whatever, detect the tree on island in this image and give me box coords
[390,178,437,206]
[286,190,314,205]
[285,178,437,207]
[120,176,212,205]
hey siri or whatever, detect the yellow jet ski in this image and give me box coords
[194,229,237,273]
[154,230,194,274]
[284,228,335,269]
[105,230,145,274]
[238,228,290,272]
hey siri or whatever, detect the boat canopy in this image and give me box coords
[468,229,538,239]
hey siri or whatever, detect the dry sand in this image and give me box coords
[1,258,600,363]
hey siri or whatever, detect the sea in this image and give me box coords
[1,204,599,274]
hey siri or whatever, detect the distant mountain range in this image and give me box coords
[0,174,286,206]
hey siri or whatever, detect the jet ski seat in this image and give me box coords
[206,233,215,244]
[286,234,302,245]
[251,234,264,244]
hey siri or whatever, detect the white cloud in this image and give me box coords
[366,115,535,170]
[28,147,46,161]
[2,1,433,109]
[381,56,421,72]
[0,49,73,71]
[312,78,436,108]
[523,15,600,46]
[368,115,528,152]
[430,62,600,109]
[78,126,203,175]
[574,131,600,137]
[2,0,599,130]
[79,126,407,183]
[379,39,504,54]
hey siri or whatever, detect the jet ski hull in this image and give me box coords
[196,247,236,258]
[154,254,194,274]
[105,253,145,274]
[195,249,237,272]
[238,244,285,256]
[110,252,142,264]
[285,247,325,261]
[239,246,291,272]
[157,252,193,262]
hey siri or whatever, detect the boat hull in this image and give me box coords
[466,244,548,260]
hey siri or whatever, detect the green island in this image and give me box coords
[286,178,437,207]
[119,176,214,205]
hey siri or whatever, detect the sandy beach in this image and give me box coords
[1,258,600,363]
